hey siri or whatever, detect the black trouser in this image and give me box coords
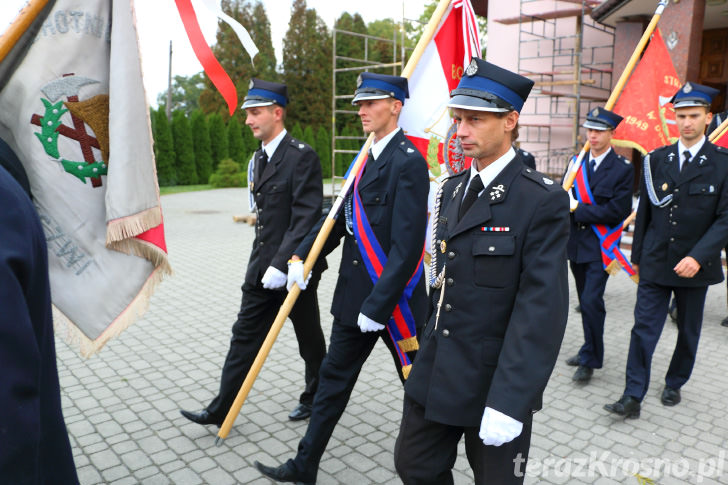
[290,319,408,482]
[569,260,609,368]
[206,270,326,419]
[394,395,532,485]
[624,278,708,401]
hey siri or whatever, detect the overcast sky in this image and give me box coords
[1,0,430,106]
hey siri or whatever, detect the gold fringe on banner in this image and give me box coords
[106,206,163,244]
[605,259,622,276]
[401,364,412,380]
[398,336,420,353]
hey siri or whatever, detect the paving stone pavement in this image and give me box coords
[55,188,728,485]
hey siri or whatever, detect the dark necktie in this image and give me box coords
[681,150,691,172]
[459,175,484,220]
[256,150,268,184]
[588,159,596,182]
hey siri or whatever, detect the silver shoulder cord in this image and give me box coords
[430,181,447,330]
[430,181,446,288]
[643,153,673,208]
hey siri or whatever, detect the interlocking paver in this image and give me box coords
[54,187,728,484]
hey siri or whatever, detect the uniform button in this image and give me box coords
[375,197,380,202]
[447,251,456,259]
[444,304,452,312]
[442,329,450,337]
[259,225,264,230]
[260,241,265,246]
[446,278,454,286]
[674,205,678,209]
[272,185,277,190]
[257,192,261,197]
[669,237,674,242]
[675,188,679,193]
[352,259,359,266]
[488,246,495,252]
[672,221,677,226]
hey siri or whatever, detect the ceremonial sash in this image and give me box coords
[352,154,424,379]
[572,158,638,281]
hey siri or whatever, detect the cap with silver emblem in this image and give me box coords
[242,78,288,109]
[351,72,409,105]
[582,107,623,131]
[448,58,534,113]
[669,82,719,109]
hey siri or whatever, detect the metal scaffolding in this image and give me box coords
[500,0,614,175]
[329,27,406,199]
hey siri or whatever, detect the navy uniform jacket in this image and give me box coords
[632,140,728,287]
[296,129,429,327]
[405,154,570,426]
[246,133,326,287]
[516,147,536,170]
[0,166,78,484]
[567,149,634,263]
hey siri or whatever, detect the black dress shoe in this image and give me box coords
[572,366,593,383]
[565,354,580,366]
[721,316,728,327]
[179,409,222,427]
[288,403,312,421]
[604,395,640,419]
[254,460,314,485]
[661,387,681,406]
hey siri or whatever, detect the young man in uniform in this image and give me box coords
[179,79,327,425]
[255,72,429,485]
[605,83,728,418]
[394,58,570,485]
[565,108,634,384]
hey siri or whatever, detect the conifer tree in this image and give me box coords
[190,110,213,184]
[172,110,198,185]
[302,125,316,151]
[282,0,331,130]
[315,125,331,178]
[199,0,278,120]
[291,122,304,142]
[227,117,245,164]
[208,113,229,170]
[153,108,177,186]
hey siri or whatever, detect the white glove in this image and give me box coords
[479,407,523,446]
[357,312,385,333]
[261,266,287,289]
[286,260,311,291]
[568,190,579,212]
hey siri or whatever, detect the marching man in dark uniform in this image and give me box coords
[1,163,79,484]
[605,82,728,419]
[565,108,634,384]
[255,72,429,484]
[395,59,570,485]
[179,79,327,425]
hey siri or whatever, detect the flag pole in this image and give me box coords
[214,0,454,446]
[709,117,728,144]
[562,0,668,191]
[0,0,50,64]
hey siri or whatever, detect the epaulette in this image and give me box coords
[522,167,559,191]
[647,144,671,158]
[618,155,631,165]
[397,138,419,156]
[715,145,728,156]
[290,138,307,151]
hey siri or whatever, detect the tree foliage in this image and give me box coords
[315,125,331,178]
[157,72,205,115]
[227,117,246,164]
[208,113,229,170]
[153,108,177,186]
[282,0,331,130]
[190,110,213,183]
[172,110,198,185]
[198,0,278,120]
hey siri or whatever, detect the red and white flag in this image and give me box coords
[612,29,680,154]
[0,0,170,357]
[399,0,481,255]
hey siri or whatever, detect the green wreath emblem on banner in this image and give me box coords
[34,98,108,183]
